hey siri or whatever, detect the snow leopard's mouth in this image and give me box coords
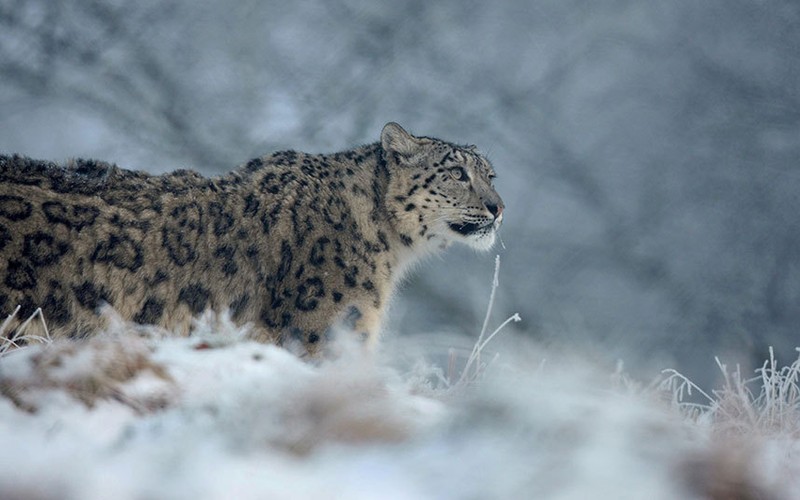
[448,221,493,236]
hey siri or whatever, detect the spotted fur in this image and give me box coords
[0,123,504,355]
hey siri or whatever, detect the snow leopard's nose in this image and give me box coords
[485,202,503,219]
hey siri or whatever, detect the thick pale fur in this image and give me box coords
[0,123,503,356]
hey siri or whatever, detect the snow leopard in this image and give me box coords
[0,123,504,355]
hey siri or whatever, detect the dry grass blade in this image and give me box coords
[659,368,714,407]
[455,255,521,387]
[0,306,52,357]
[0,305,21,336]
[0,305,22,356]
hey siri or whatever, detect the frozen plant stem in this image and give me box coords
[477,255,500,349]
[475,314,522,355]
[457,255,521,386]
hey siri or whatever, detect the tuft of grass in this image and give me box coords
[661,346,800,437]
[0,305,52,357]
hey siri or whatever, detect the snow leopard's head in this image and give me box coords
[382,122,504,252]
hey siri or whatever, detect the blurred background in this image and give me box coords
[1,0,798,384]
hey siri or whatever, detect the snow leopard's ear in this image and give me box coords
[381,122,421,160]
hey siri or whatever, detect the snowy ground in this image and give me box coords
[1,309,798,500]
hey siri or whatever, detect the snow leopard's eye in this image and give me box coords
[449,166,468,182]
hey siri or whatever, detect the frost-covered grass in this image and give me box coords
[0,305,52,356]
[662,347,800,439]
[0,261,798,499]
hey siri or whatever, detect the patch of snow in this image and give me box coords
[0,326,796,499]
